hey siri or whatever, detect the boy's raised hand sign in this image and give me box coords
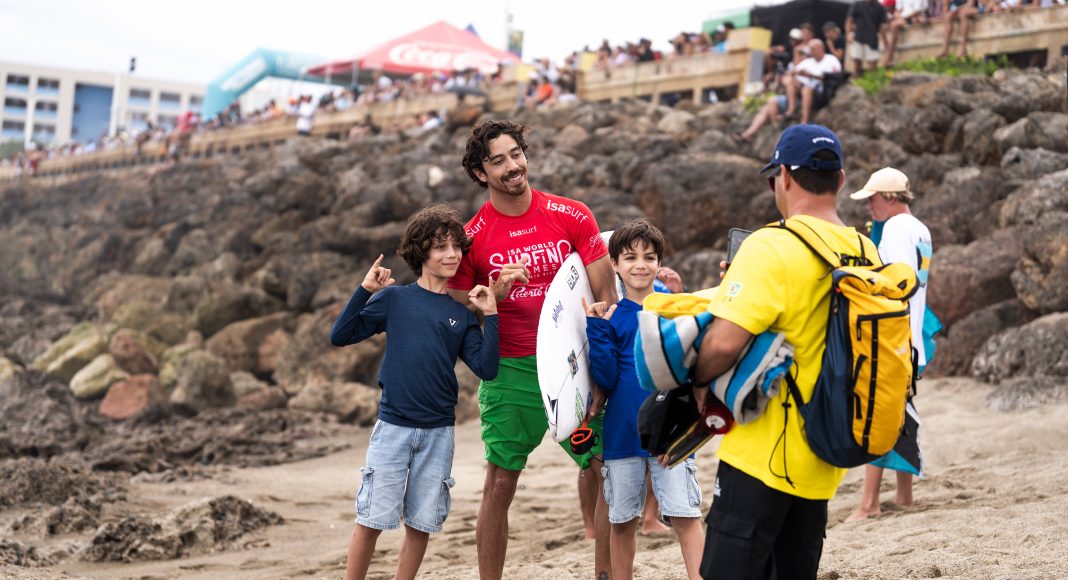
[360,254,396,292]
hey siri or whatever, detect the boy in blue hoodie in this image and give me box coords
[585,219,704,580]
[330,203,500,580]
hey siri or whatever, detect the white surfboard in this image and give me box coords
[601,230,626,300]
[537,251,596,442]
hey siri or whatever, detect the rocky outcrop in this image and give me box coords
[81,495,282,562]
[1,68,1066,423]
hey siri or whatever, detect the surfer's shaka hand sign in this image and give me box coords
[468,276,497,315]
[582,297,616,321]
[360,254,395,292]
[490,256,530,301]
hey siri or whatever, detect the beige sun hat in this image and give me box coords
[850,167,910,200]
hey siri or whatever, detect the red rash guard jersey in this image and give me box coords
[449,189,607,358]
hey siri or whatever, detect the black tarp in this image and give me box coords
[751,0,855,46]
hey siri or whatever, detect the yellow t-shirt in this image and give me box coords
[709,215,880,500]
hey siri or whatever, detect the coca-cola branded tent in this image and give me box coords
[306,20,517,80]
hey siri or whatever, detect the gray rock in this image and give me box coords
[554,124,590,155]
[287,379,379,425]
[971,312,1068,383]
[927,228,1024,330]
[986,375,1068,412]
[999,168,1068,227]
[1000,147,1068,182]
[205,312,292,374]
[1011,218,1068,314]
[924,299,1037,377]
[170,350,234,410]
[943,109,1005,167]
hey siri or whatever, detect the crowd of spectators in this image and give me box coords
[4,0,1065,175]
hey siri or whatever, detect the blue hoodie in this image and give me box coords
[586,298,649,460]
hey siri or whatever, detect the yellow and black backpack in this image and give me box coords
[775,218,919,468]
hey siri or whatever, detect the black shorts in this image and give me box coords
[700,462,828,580]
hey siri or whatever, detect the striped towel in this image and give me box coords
[635,292,795,425]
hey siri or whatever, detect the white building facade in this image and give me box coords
[0,60,203,146]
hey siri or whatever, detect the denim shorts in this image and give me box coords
[354,420,456,533]
[601,456,702,524]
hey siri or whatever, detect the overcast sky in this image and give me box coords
[2,0,765,85]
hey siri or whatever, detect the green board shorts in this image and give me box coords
[479,356,604,471]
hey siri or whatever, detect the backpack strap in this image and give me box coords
[772,218,873,268]
[772,218,844,268]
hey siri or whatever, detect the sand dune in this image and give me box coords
[25,377,1068,579]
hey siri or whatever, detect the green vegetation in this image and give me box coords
[743,93,771,116]
[853,55,1012,95]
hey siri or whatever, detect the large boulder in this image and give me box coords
[994,112,1068,154]
[99,375,167,420]
[912,166,1012,246]
[998,168,1068,227]
[635,152,771,251]
[971,312,1068,383]
[191,284,284,338]
[943,108,1005,167]
[157,341,199,391]
[927,228,1025,330]
[287,379,379,425]
[924,299,1037,378]
[205,312,292,375]
[169,350,234,410]
[991,69,1067,121]
[108,301,191,346]
[1010,218,1068,314]
[273,306,386,394]
[999,147,1068,182]
[69,354,129,399]
[32,323,110,383]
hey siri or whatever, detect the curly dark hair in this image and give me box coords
[397,203,472,275]
[608,218,666,262]
[461,119,530,188]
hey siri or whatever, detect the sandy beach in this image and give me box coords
[7,376,1063,579]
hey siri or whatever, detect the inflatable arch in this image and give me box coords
[202,48,328,120]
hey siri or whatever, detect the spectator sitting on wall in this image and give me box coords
[733,39,842,143]
[935,0,989,59]
[883,0,928,66]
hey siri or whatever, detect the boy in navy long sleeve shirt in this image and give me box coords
[330,204,499,580]
[585,219,704,580]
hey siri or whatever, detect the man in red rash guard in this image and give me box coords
[450,119,618,580]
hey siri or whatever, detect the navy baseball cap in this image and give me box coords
[759,124,844,176]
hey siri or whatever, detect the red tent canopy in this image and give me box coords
[307,20,517,77]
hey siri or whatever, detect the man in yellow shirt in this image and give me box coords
[693,124,879,580]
